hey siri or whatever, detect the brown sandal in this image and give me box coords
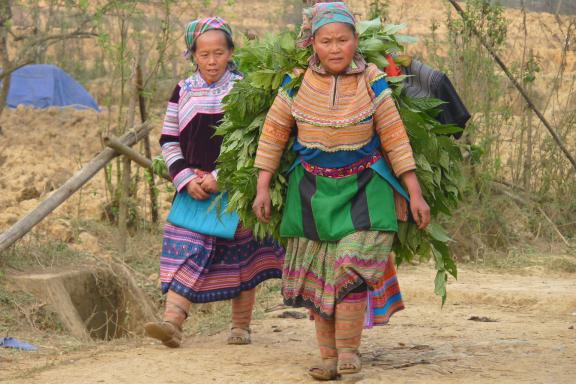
[227,327,251,345]
[144,321,183,348]
[337,351,362,375]
[309,359,340,381]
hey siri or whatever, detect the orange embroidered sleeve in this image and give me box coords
[374,95,416,177]
[254,92,295,173]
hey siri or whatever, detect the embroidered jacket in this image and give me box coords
[160,70,242,191]
[255,62,416,178]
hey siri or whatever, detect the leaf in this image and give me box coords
[398,221,409,244]
[426,222,452,243]
[407,223,422,251]
[365,54,389,69]
[409,97,446,112]
[439,151,451,170]
[386,75,409,84]
[434,270,447,301]
[249,70,276,89]
[359,38,388,53]
[444,255,458,279]
[357,18,382,35]
[395,240,414,265]
[416,154,433,172]
[382,23,408,35]
[395,34,419,44]
[416,239,432,260]
[279,33,294,52]
[431,125,464,135]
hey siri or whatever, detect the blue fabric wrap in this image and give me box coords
[167,192,240,239]
[288,136,410,202]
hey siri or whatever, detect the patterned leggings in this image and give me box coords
[314,286,367,360]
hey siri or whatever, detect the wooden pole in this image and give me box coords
[446,0,576,175]
[0,123,152,254]
[103,136,170,181]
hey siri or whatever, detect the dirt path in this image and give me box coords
[2,265,575,384]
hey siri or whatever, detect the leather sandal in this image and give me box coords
[337,351,362,375]
[227,327,251,345]
[309,358,340,381]
[144,321,183,348]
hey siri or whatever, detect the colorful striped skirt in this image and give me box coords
[160,223,284,303]
[282,230,404,328]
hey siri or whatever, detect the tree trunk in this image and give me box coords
[137,60,159,223]
[0,1,12,119]
[118,156,131,253]
[555,0,564,15]
[118,68,138,252]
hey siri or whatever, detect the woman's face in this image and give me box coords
[312,22,358,75]
[193,30,233,84]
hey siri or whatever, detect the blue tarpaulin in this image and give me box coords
[4,64,100,111]
[0,337,38,351]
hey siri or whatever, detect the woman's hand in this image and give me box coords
[253,170,274,223]
[186,177,210,200]
[409,194,430,230]
[200,174,219,194]
[253,189,271,223]
[400,171,431,230]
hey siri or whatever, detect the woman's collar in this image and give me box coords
[192,68,234,88]
[308,52,367,75]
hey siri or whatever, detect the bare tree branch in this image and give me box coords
[24,31,99,47]
[447,0,576,175]
[0,60,33,81]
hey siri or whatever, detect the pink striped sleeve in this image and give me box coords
[159,83,197,192]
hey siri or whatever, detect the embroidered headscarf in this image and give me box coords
[296,2,356,49]
[184,16,233,59]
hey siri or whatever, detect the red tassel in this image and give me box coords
[384,55,402,77]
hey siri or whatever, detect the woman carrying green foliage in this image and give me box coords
[252,2,430,380]
[144,17,284,349]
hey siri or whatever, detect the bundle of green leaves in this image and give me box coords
[214,19,463,303]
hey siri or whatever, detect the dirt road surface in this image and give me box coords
[2,265,575,384]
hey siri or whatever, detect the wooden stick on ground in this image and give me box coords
[447,0,576,174]
[0,123,152,254]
